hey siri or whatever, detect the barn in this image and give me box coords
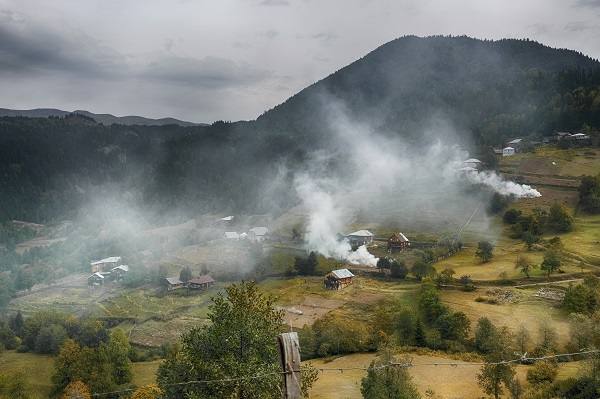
[324,268,354,290]
[387,232,410,252]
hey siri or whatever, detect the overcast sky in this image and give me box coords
[1,0,600,124]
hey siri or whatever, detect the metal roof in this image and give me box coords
[347,230,373,237]
[331,268,354,278]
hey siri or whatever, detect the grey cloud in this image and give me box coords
[258,29,280,39]
[565,21,594,31]
[258,0,290,6]
[0,9,126,79]
[141,55,274,89]
[311,29,338,46]
[573,0,600,8]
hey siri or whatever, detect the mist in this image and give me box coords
[292,97,541,266]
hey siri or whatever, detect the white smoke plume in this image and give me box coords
[463,170,542,198]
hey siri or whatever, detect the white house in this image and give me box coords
[347,230,374,246]
[502,147,515,157]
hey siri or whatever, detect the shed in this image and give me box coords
[508,138,523,148]
[188,275,215,290]
[222,232,239,241]
[347,230,374,246]
[166,277,185,291]
[324,268,354,290]
[387,232,410,252]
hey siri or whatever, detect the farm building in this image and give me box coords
[508,138,522,148]
[387,232,410,252]
[188,275,215,290]
[166,277,185,291]
[248,227,269,243]
[324,268,354,290]
[222,231,239,241]
[91,256,122,273]
[110,265,129,280]
[87,272,106,287]
[502,147,515,156]
[347,230,374,246]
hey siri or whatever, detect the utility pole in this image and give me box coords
[277,332,301,399]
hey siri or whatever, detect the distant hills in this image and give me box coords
[0,108,205,127]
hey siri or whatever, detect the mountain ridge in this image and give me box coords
[0,107,205,127]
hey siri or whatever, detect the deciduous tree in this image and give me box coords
[475,240,494,263]
[157,281,317,398]
[361,351,420,399]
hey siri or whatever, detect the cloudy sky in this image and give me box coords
[1,0,600,124]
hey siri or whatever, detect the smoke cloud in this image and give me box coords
[291,97,541,266]
[463,170,542,198]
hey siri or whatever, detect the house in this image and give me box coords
[248,227,269,243]
[110,265,129,280]
[508,138,523,149]
[324,268,354,290]
[91,256,122,273]
[347,230,374,246]
[571,133,590,141]
[502,147,515,157]
[387,232,410,252]
[219,215,234,227]
[462,158,482,169]
[166,277,185,291]
[188,275,215,290]
[556,132,572,141]
[88,272,105,287]
[222,232,239,241]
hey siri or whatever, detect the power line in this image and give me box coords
[79,349,599,397]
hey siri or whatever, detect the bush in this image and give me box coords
[463,283,476,292]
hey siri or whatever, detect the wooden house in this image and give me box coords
[387,232,410,252]
[166,277,185,291]
[324,268,354,290]
[346,230,373,246]
[188,275,215,290]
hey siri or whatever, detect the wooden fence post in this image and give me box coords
[277,332,301,399]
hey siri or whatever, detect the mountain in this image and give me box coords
[0,108,205,127]
[1,35,600,225]
[255,35,600,146]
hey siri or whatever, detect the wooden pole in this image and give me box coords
[277,332,301,399]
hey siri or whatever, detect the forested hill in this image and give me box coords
[1,35,600,226]
[255,35,600,146]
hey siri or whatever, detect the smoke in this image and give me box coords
[291,97,541,266]
[463,170,542,198]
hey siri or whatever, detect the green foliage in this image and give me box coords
[178,266,192,283]
[294,251,319,276]
[390,259,409,279]
[435,268,455,287]
[578,174,600,213]
[540,248,562,277]
[474,317,498,354]
[503,208,522,224]
[0,368,41,399]
[360,351,420,399]
[418,281,448,324]
[526,362,558,386]
[514,254,536,278]
[475,240,494,263]
[411,260,436,281]
[156,281,317,398]
[476,326,516,399]
[547,202,574,232]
